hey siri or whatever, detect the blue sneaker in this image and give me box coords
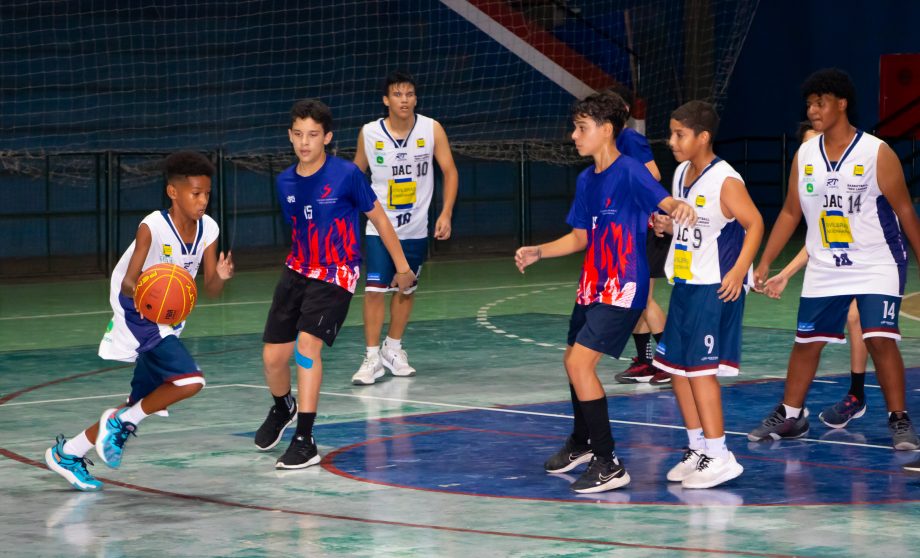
[95,407,137,468]
[819,394,867,429]
[44,435,103,491]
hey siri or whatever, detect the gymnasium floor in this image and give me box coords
[3,251,920,557]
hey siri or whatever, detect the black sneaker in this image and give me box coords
[747,403,809,442]
[570,455,630,493]
[275,435,321,469]
[544,435,592,473]
[254,401,297,451]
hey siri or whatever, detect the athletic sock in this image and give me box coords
[632,333,651,364]
[384,337,402,351]
[686,427,705,451]
[295,412,317,440]
[848,371,866,403]
[570,384,589,446]
[704,435,729,459]
[783,404,802,419]
[273,391,296,416]
[579,396,614,460]
[119,401,149,425]
[366,345,380,357]
[63,431,94,458]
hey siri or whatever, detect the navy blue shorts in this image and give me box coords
[566,303,643,357]
[364,235,427,293]
[796,294,901,343]
[653,283,745,377]
[129,335,203,404]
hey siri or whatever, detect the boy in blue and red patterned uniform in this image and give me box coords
[254,99,416,469]
[515,92,696,493]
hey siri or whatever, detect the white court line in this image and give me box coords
[0,383,244,407]
[0,281,572,321]
[812,380,837,384]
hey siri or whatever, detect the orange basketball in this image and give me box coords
[134,263,198,324]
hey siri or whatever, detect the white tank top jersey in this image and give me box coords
[665,158,752,285]
[98,210,219,362]
[797,131,907,297]
[362,113,436,240]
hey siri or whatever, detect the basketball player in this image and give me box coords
[605,83,672,386]
[44,151,235,491]
[515,91,696,493]
[652,101,763,489]
[761,122,870,430]
[254,99,416,469]
[747,69,920,451]
[348,71,458,385]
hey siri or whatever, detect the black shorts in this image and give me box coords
[566,303,644,357]
[262,267,353,347]
[646,232,672,279]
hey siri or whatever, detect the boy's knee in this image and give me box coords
[865,336,896,353]
[171,376,205,397]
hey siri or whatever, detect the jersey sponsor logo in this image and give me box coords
[806,183,814,193]
[395,152,408,161]
[804,164,814,176]
[375,155,384,164]
[605,198,611,208]
[286,195,296,203]
[416,138,425,148]
[163,244,172,256]
[853,164,864,176]
[320,184,332,199]
[695,195,706,207]
[797,321,815,332]
[375,141,384,150]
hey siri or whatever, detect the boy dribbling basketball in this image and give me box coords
[44,151,234,491]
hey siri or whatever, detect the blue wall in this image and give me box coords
[720,0,920,140]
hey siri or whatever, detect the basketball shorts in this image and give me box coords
[652,283,745,377]
[646,231,672,280]
[262,267,353,347]
[795,294,901,343]
[364,235,427,293]
[129,335,203,404]
[567,302,644,357]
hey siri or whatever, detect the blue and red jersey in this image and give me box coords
[567,155,669,308]
[276,155,377,293]
[616,128,655,165]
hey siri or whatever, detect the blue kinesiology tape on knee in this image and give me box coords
[294,334,314,369]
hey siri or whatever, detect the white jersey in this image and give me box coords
[797,131,907,297]
[665,158,752,285]
[98,210,219,362]
[362,114,436,239]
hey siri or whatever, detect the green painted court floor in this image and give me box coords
[2,251,920,557]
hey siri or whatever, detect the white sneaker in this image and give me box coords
[666,448,702,482]
[681,451,744,489]
[351,354,384,385]
[380,345,416,377]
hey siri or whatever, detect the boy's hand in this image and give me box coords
[762,274,789,300]
[652,214,672,237]
[514,246,541,273]
[217,251,235,280]
[669,201,697,227]
[391,269,417,293]
[434,215,452,240]
[717,268,746,302]
[752,262,770,293]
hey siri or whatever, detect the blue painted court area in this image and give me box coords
[246,369,920,507]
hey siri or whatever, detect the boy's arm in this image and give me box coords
[754,152,803,288]
[120,224,153,298]
[432,121,459,240]
[762,246,807,299]
[877,142,920,277]
[353,129,369,173]
[645,160,662,182]
[657,196,697,227]
[515,229,588,273]
[718,177,764,301]
[365,201,416,292]
[201,242,234,298]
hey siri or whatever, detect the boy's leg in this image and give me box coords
[276,332,324,469]
[820,302,869,428]
[380,238,425,377]
[866,337,919,450]
[362,292,387,349]
[666,375,705,482]
[543,345,593,473]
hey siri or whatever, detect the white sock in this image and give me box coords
[119,401,150,425]
[384,336,402,351]
[686,428,705,451]
[783,404,802,419]
[366,345,380,357]
[704,435,729,459]
[62,431,94,458]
